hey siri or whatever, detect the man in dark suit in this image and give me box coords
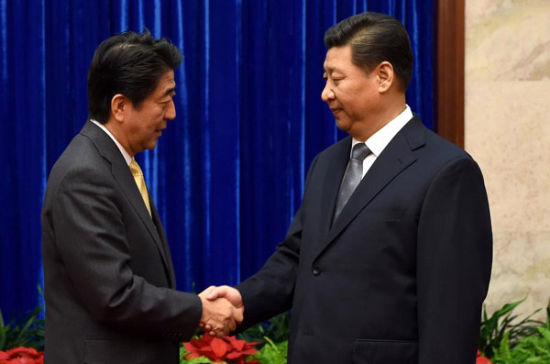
[41,31,241,363]
[206,12,492,363]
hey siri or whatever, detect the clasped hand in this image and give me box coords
[198,285,244,337]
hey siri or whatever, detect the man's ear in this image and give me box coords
[376,61,395,93]
[110,94,128,123]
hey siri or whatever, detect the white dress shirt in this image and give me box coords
[91,119,132,166]
[351,105,413,178]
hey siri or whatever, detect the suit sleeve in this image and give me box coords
[236,155,320,329]
[417,156,492,363]
[50,166,202,341]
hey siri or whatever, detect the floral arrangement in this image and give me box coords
[0,346,43,364]
[3,298,550,364]
[182,333,260,363]
[0,306,44,364]
[491,326,550,363]
[180,313,290,364]
[477,350,492,364]
[0,306,44,351]
[477,299,550,364]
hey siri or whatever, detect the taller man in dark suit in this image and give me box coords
[41,31,242,363]
[207,12,493,363]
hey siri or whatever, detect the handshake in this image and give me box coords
[198,285,243,337]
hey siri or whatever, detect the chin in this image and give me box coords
[335,118,352,133]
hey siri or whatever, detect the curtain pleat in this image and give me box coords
[0,0,433,317]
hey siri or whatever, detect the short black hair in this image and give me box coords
[88,30,182,123]
[324,12,413,91]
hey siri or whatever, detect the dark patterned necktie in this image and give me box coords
[333,143,371,221]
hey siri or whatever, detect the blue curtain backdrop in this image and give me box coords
[0,0,433,318]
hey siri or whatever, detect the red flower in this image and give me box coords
[0,347,44,364]
[476,350,492,364]
[184,333,259,363]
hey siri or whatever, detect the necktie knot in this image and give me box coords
[352,143,370,161]
[129,159,144,177]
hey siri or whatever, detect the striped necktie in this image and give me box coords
[333,143,371,221]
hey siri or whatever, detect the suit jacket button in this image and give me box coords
[312,267,320,276]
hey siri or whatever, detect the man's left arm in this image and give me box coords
[416,156,492,363]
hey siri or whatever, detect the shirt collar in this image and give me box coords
[90,119,133,166]
[351,105,413,157]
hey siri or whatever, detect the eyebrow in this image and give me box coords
[323,65,339,73]
[162,86,176,97]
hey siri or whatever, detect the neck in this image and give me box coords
[350,95,406,141]
[104,120,135,157]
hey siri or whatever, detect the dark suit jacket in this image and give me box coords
[41,121,201,364]
[237,116,492,364]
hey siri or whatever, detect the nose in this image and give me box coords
[165,99,176,120]
[321,81,334,103]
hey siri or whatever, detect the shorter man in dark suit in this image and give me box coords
[207,12,493,363]
[42,31,241,363]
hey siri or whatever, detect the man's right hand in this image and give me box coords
[198,287,243,337]
[205,285,243,310]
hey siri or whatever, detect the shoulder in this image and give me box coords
[52,132,108,174]
[314,136,351,163]
[414,128,486,190]
[424,129,479,172]
[402,117,475,169]
[45,133,113,200]
[302,136,350,181]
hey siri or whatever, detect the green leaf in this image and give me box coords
[0,304,44,350]
[252,338,288,364]
[479,298,548,359]
[537,327,550,343]
[238,311,290,344]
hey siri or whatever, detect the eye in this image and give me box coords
[160,94,175,105]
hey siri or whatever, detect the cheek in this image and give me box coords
[335,85,356,104]
[155,108,167,121]
[147,110,163,125]
[336,93,354,111]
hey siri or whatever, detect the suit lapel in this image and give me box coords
[317,137,353,236]
[111,162,175,277]
[81,122,174,284]
[313,117,426,260]
[151,204,177,288]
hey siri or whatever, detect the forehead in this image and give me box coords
[152,70,176,96]
[323,45,353,71]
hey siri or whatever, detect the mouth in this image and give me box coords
[330,107,342,115]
